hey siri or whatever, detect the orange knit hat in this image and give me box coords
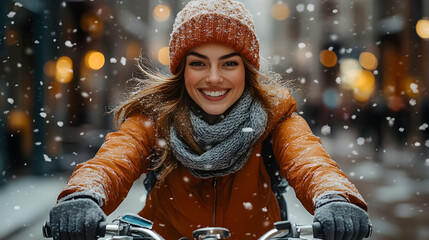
[169,0,260,74]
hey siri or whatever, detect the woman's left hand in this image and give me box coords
[314,201,370,240]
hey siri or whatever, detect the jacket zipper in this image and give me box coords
[212,177,217,226]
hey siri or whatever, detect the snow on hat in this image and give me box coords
[169,0,260,74]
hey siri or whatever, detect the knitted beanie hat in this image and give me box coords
[169,0,260,74]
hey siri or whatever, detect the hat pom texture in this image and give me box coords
[169,0,260,74]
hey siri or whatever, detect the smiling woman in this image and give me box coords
[48,1,370,240]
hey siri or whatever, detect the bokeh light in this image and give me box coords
[403,76,419,98]
[80,12,104,37]
[158,47,170,65]
[339,58,361,90]
[353,70,376,102]
[8,110,31,131]
[55,56,74,83]
[319,50,338,67]
[359,52,378,70]
[271,2,290,21]
[416,19,429,39]
[44,60,56,78]
[153,4,171,21]
[84,50,105,70]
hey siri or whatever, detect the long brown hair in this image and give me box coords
[113,55,287,182]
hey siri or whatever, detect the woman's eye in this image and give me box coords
[189,61,205,66]
[224,61,238,67]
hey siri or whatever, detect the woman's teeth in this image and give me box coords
[202,90,228,97]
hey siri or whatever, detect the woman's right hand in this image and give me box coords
[49,198,106,240]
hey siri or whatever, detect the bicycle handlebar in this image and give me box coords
[42,217,372,240]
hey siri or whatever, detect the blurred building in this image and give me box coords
[1,0,428,181]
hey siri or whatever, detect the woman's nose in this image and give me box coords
[205,67,223,85]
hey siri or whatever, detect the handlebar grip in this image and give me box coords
[42,220,107,238]
[42,221,52,238]
[312,221,372,239]
[312,222,323,239]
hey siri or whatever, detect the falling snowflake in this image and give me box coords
[183,176,189,183]
[65,40,75,47]
[81,92,89,98]
[386,117,395,127]
[158,139,167,147]
[410,83,418,94]
[120,57,127,66]
[243,202,253,210]
[419,123,428,131]
[321,125,331,135]
[307,4,315,12]
[335,77,342,84]
[110,58,117,63]
[7,11,16,18]
[242,127,254,132]
[7,98,14,104]
[43,154,52,162]
[296,4,305,12]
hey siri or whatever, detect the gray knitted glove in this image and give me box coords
[49,198,106,240]
[314,201,370,240]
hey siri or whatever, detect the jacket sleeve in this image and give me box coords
[271,112,367,215]
[57,114,156,215]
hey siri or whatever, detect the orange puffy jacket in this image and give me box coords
[58,89,367,240]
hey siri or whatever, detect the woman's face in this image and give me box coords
[184,43,245,115]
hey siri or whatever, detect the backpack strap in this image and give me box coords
[261,134,289,220]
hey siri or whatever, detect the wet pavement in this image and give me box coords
[0,129,428,240]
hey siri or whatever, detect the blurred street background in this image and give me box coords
[0,0,429,239]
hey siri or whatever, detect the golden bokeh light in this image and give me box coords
[359,52,378,70]
[403,77,419,98]
[8,110,30,131]
[81,12,104,37]
[44,60,56,78]
[416,19,429,39]
[353,70,375,102]
[153,4,171,21]
[339,58,361,90]
[319,50,338,67]
[84,50,105,70]
[55,56,73,83]
[271,2,290,21]
[158,47,170,65]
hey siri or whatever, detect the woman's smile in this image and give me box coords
[200,88,230,99]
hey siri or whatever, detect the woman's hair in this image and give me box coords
[113,55,287,182]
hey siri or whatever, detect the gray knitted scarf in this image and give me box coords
[170,90,268,178]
